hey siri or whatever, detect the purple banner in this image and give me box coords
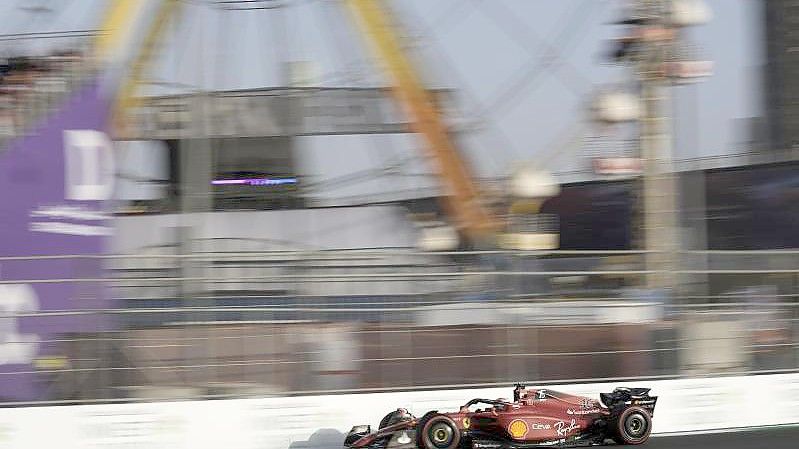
[0,78,114,401]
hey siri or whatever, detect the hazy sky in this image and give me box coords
[0,0,764,200]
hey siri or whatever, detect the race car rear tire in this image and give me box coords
[417,414,461,449]
[612,406,652,445]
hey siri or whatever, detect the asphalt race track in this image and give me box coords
[648,426,799,449]
[298,426,799,449]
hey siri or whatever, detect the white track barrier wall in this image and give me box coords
[1,374,799,448]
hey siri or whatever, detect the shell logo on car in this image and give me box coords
[508,419,528,439]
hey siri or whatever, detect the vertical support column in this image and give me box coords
[176,134,213,306]
[680,170,709,297]
[176,102,214,386]
[636,0,680,291]
[179,137,213,214]
[640,79,679,290]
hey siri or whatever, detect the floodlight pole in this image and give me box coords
[635,0,680,290]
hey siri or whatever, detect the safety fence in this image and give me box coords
[0,249,797,404]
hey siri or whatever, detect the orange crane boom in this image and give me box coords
[91,0,182,135]
[97,0,503,242]
[111,0,182,134]
[344,0,502,241]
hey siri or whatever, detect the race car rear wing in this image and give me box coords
[600,387,658,416]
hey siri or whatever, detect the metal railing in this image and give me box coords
[0,249,796,405]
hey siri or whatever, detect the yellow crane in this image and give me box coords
[344,0,503,242]
[92,0,182,135]
[99,0,552,248]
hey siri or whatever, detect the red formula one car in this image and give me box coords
[344,385,657,449]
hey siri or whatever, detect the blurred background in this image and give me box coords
[0,0,797,407]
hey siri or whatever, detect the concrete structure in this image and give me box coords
[115,87,461,212]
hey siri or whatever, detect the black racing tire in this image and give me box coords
[417,414,461,449]
[612,406,652,445]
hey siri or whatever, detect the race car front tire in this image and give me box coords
[417,414,461,449]
[612,406,652,445]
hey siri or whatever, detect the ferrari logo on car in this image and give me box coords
[462,417,471,429]
[508,420,528,439]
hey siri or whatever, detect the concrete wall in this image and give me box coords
[108,206,436,298]
[1,373,799,448]
[111,206,416,254]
